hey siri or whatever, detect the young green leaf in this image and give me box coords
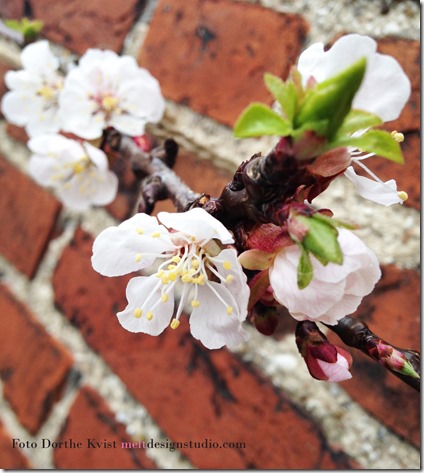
[330,129,404,163]
[336,109,382,136]
[297,246,314,289]
[295,58,367,139]
[234,103,292,138]
[298,216,343,265]
[264,73,297,123]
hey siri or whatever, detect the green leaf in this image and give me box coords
[4,18,43,41]
[297,246,314,289]
[313,213,358,230]
[336,110,383,136]
[295,58,367,139]
[330,129,404,163]
[298,216,343,265]
[234,103,292,138]
[264,73,297,123]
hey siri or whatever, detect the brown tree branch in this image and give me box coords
[326,316,420,391]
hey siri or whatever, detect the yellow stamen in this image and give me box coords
[37,85,55,100]
[226,306,233,315]
[134,308,142,318]
[391,130,404,143]
[73,159,87,174]
[172,255,181,263]
[223,261,232,270]
[398,191,408,201]
[194,274,206,285]
[102,95,119,112]
[147,311,153,321]
[168,264,176,270]
[226,275,234,283]
[191,259,199,269]
[135,253,142,262]
[191,299,200,308]
[170,319,180,330]
[151,232,161,238]
[136,227,144,235]
[161,293,169,303]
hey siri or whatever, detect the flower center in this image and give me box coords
[102,94,119,112]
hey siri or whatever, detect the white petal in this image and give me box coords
[109,113,146,137]
[21,40,59,73]
[117,276,174,335]
[92,214,174,277]
[1,91,38,126]
[4,69,40,91]
[189,282,249,349]
[344,166,403,206]
[317,354,352,382]
[79,49,119,70]
[158,208,234,245]
[88,171,119,206]
[25,106,62,137]
[83,142,109,171]
[353,52,411,122]
[297,42,325,85]
[209,248,249,318]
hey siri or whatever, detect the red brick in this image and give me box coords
[0,284,73,434]
[30,0,142,55]
[0,419,32,469]
[6,123,28,143]
[0,156,61,278]
[53,386,156,469]
[329,265,420,448]
[139,0,308,127]
[0,0,25,19]
[52,228,356,469]
[378,37,420,133]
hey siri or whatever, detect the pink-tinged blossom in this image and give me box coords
[59,49,165,139]
[28,134,118,211]
[269,229,381,325]
[1,40,64,136]
[91,208,250,349]
[298,35,411,206]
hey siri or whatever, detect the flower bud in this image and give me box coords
[372,342,420,379]
[296,321,353,382]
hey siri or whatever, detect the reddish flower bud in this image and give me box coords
[296,321,353,382]
[373,341,420,379]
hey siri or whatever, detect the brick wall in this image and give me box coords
[0,0,420,469]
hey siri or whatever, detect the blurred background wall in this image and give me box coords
[0,0,420,469]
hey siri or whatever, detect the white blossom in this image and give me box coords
[28,134,118,211]
[1,40,64,136]
[269,229,381,325]
[298,35,411,206]
[59,49,165,140]
[92,208,250,349]
[298,34,411,122]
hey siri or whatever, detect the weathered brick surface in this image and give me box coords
[0,156,61,278]
[0,0,25,19]
[54,386,156,469]
[6,123,28,143]
[139,0,308,127]
[0,419,32,469]
[52,228,357,469]
[378,37,420,133]
[30,0,143,55]
[0,284,73,434]
[329,265,420,448]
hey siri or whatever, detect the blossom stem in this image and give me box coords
[326,316,420,391]
[107,132,201,213]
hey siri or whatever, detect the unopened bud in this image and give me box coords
[374,342,420,379]
[296,321,353,383]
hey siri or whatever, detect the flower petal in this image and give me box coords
[189,282,249,349]
[344,166,404,206]
[317,354,352,382]
[20,40,59,73]
[117,276,174,335]
[92,213,174,277]
[158,208,234,245]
